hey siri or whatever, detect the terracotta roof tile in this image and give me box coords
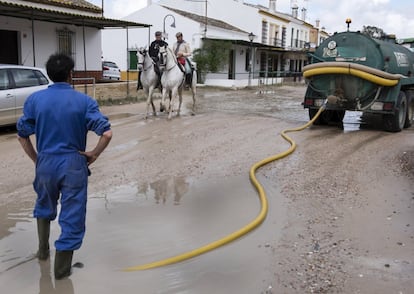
[163,6,247,34]
[22,0,101,13]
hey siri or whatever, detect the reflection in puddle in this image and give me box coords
[109,139,139,152]
[342,111,385,132]
[0,175,283,293]
[342,111,363,132]
[107,113,135,120]
[38,259,74,294]
[149,176,189,205]
[90,176,190,211]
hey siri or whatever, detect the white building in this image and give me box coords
[0,0,148,82]
[102,0,328,87]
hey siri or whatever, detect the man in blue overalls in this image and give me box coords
[17,53,112,279]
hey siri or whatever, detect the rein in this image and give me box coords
[138,52,155,71]
[160,48,180,72]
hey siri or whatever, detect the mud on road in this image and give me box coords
[0,85,413,293]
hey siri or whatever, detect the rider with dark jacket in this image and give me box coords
[149,31,168,63]
[138,31,168,90]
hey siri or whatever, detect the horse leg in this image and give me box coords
[190,88,196,115]
[190,81,196,116]
[168,90,172,112]
[149,87,156,116]
[160,87,167,112]
[168,88,177,120]
[145,88,151,120]
[177,87,183,116]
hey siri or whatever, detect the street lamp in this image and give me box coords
[163,14,176,40]
[248,32,255,87]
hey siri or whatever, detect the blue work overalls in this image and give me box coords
[17,83,111,251]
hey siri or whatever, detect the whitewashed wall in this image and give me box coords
[102,5,205,70]
[0,15,102,71]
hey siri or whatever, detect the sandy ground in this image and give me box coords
[0,85,413,293]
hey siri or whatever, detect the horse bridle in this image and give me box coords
[138,49,155,71]
[159,46,179,72]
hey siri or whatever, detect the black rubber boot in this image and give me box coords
[36,218,50,260]
[185,74,191,90]
[54,250,73,280]
[137,71,143,90]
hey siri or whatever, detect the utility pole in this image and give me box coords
[204,0,207,37]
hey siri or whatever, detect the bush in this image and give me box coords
[193,39,232,82]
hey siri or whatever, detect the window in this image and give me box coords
[245,48,251,71]
[57,28,76,61]
[261,20,268,44]
[0,69,10,90]
[282,27,287,48]
[11,69,49,88]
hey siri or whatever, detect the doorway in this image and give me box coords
[228,49,234,80]
[0,30,19,64]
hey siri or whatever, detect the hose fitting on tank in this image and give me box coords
[321,98,329,110]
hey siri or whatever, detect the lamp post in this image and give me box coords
[163,14,176,40]
[248,32,255,87]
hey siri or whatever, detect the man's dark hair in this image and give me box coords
[46,53,74,82]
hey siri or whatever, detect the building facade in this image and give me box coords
[102,0,330,87]
[0,0,148,83]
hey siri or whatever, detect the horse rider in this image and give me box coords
[173,32,193,89]
[137,31,168,90]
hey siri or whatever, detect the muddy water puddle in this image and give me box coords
[197,88,309,124]
[197,88,379,132]
[0,175,285,293]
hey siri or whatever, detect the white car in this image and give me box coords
[102,61,121,80]
[0,64,53,127]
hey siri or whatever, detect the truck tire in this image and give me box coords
[383,91,407,132]
[404,91,413,128]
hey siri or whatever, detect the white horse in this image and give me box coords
[158,45,196,119]
[137,47,160,119]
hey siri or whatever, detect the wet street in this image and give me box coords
[0,85,413,293]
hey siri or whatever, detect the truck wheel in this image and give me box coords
[383,91,407,132]
[404,92,413,128]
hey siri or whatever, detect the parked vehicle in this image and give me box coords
[102,61,121,80]
[303,26,414,132]
[0,64,52,127]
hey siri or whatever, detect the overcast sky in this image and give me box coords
[89,0,414,39]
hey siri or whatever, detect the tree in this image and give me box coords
[192,39,232,83]
[362,25,387,39]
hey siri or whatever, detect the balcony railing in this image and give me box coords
[270,38,283,47]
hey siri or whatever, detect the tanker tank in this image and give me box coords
[302,24,414,132]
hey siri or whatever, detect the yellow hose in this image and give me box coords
[123,106,326,271]
[303,67,399,87]
[303,61,405,80]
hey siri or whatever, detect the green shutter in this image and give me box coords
[129,50,137,70]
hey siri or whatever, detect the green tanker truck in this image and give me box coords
[302,23,414,132]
